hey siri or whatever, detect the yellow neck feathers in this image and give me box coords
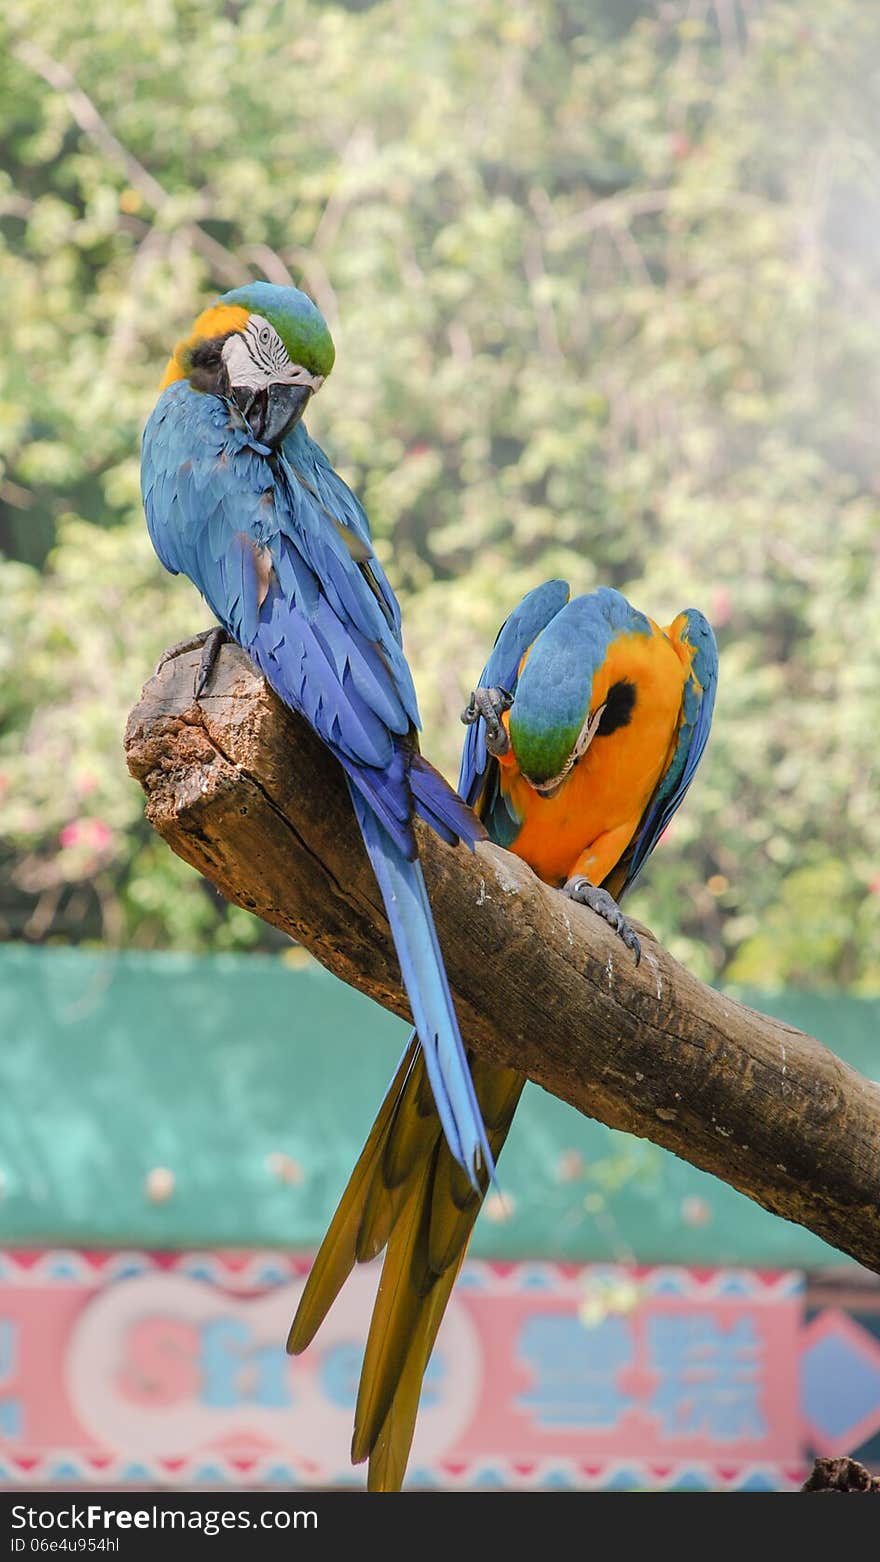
[158,303,250,391]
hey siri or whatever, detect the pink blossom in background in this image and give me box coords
[711,587,732,628]
[60,818,114,852]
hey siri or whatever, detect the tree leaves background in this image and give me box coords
[2,0,879,987]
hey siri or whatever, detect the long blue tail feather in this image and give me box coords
[350,786,492,1186]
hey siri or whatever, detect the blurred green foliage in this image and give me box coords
[1,0,879,986]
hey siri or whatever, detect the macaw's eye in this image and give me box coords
[259,326,272,345]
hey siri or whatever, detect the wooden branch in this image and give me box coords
[125,645,880,1274]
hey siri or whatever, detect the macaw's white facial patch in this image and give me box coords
[221,314,326,395]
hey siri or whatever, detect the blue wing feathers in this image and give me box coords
[291,427,403,636]
[144,383,418,771]
[409,754,486,851]
[482,579,571,694]
[624,608,718,892]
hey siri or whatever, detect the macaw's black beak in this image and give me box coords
[232,382,312,447]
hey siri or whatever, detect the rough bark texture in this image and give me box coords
[125,644,880,1275]
[803,1457,880,1493]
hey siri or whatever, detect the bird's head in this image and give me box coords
[159,281,335,447]
[507,593,639,798]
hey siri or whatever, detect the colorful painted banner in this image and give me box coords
[0,1251,876,1491]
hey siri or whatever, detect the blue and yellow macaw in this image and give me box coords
[141,283,491,1178]
[287,579,718,1491]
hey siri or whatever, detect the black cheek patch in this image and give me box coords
[597,679,637,737]
[185,333,236,395]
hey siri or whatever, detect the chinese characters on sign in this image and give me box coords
[0,1252,860,1490]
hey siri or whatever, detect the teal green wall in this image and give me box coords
[0,946,876,1266]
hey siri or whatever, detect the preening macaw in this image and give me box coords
[287,579,718,1491]
[140,283,491,1179]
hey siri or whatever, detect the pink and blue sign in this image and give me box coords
[0,1251,876,1491]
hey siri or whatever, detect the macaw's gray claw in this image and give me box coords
[460,685,514,757]
[155,630,213,677]
[563,876,641,965]
[154,626,230,699]
[193,627,229,698]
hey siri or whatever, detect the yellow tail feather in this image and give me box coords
[290,1041,524,1489]
[367,1256,464,1492]
[427,1069,524,1276]
[355,1059,439,1262]
[286,1036,418,1356]
[351,1070,523,1481]
[352,1157,436,1464]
